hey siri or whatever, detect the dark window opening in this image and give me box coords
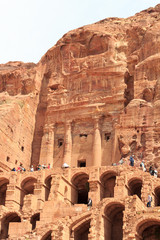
[78,160,86,167]
[50,84,59,91]
[132,134,137,139]
[105,133,111,141]
[78,189,88,204]
[21,146,24,152]
[80,134,88,138]
[30,213,40,230]
[58,139,63,147]
[6,156,10,162]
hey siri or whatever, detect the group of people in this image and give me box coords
[117,155,159,178]
[11,163,51,172]
[11,163,26,172]
[149,166,158,177]
[32,163,51,172]
[11,162,72,173]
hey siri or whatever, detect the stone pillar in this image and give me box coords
[114,175,128,198]
[5,184,20,210]
[92,117,101,166]
[34,182,45,210]
[141,175,153,206]
[5,173,20,210]
[40,124,55,166]
[88,180,101,205]
[63,121,72,166]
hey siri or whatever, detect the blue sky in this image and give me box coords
[0,0,159,64]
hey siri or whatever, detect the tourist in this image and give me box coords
[112,163,117,166]
[149,166,153,175]
[154,168,158,178]
[62,163,69,168]
[11,167,16,171]
[87,198,92,210]
[37,164,41,171]
[140,160,146,172]
[129,155,134,166]
[47,163,51,169]
[17,164,23,172]
[119,158,124,165]
[41,164,46,169]
[149,166,154,176]
[147,194,152,207]
[30,165,34,172]
[21,164,26,172]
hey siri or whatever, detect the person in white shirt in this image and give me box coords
[140,160,146,172]
[62,163,69,168]
[147,194,152,207]
[30,165,34,172]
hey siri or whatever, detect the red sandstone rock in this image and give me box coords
[0,4,160,240]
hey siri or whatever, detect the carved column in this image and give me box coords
[114,175,128,198]
[63,121,72,166]
[5,184,20,210]
[88,180,101,205]
[92,117,101,166]
[40,124,55,166]
[5,173,20,210]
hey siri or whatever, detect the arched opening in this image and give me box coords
[100,171,117,200]
[72,219,90,240]
[0,178,9,206]
[104,203,124,240]
[71,173,89,204]
[45,176,52,201]
[0,212,21,239]
[41,230,52,240]
[137,219,160,240]
[155,187,160,206]
[30,213,40,230]
[20,177,37,209]
[128,178,142,199]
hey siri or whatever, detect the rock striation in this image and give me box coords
[0,4,160,240]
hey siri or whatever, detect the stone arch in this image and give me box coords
[103,201,125,240]
[44,175,52,201]
[100,171,118,200]
[30,212,40,230]
[71,172,89,204]
[128,177,143,199]
[136,217,160,240]
[154,186,160,206]
[0,177,9,206]
[20,176,37,208]
[0,212,21,239]
[41,230,52,240]
[70,214,91,240]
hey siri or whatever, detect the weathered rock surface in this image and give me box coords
[1,5,160,170]
[0,4,160,240]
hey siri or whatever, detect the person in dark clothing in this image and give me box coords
[11,167,16,171]
[149,166,154,176]
[129,155,134,166]
[147,194,152,207]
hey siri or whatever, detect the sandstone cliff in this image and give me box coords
[1,4,160,170]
